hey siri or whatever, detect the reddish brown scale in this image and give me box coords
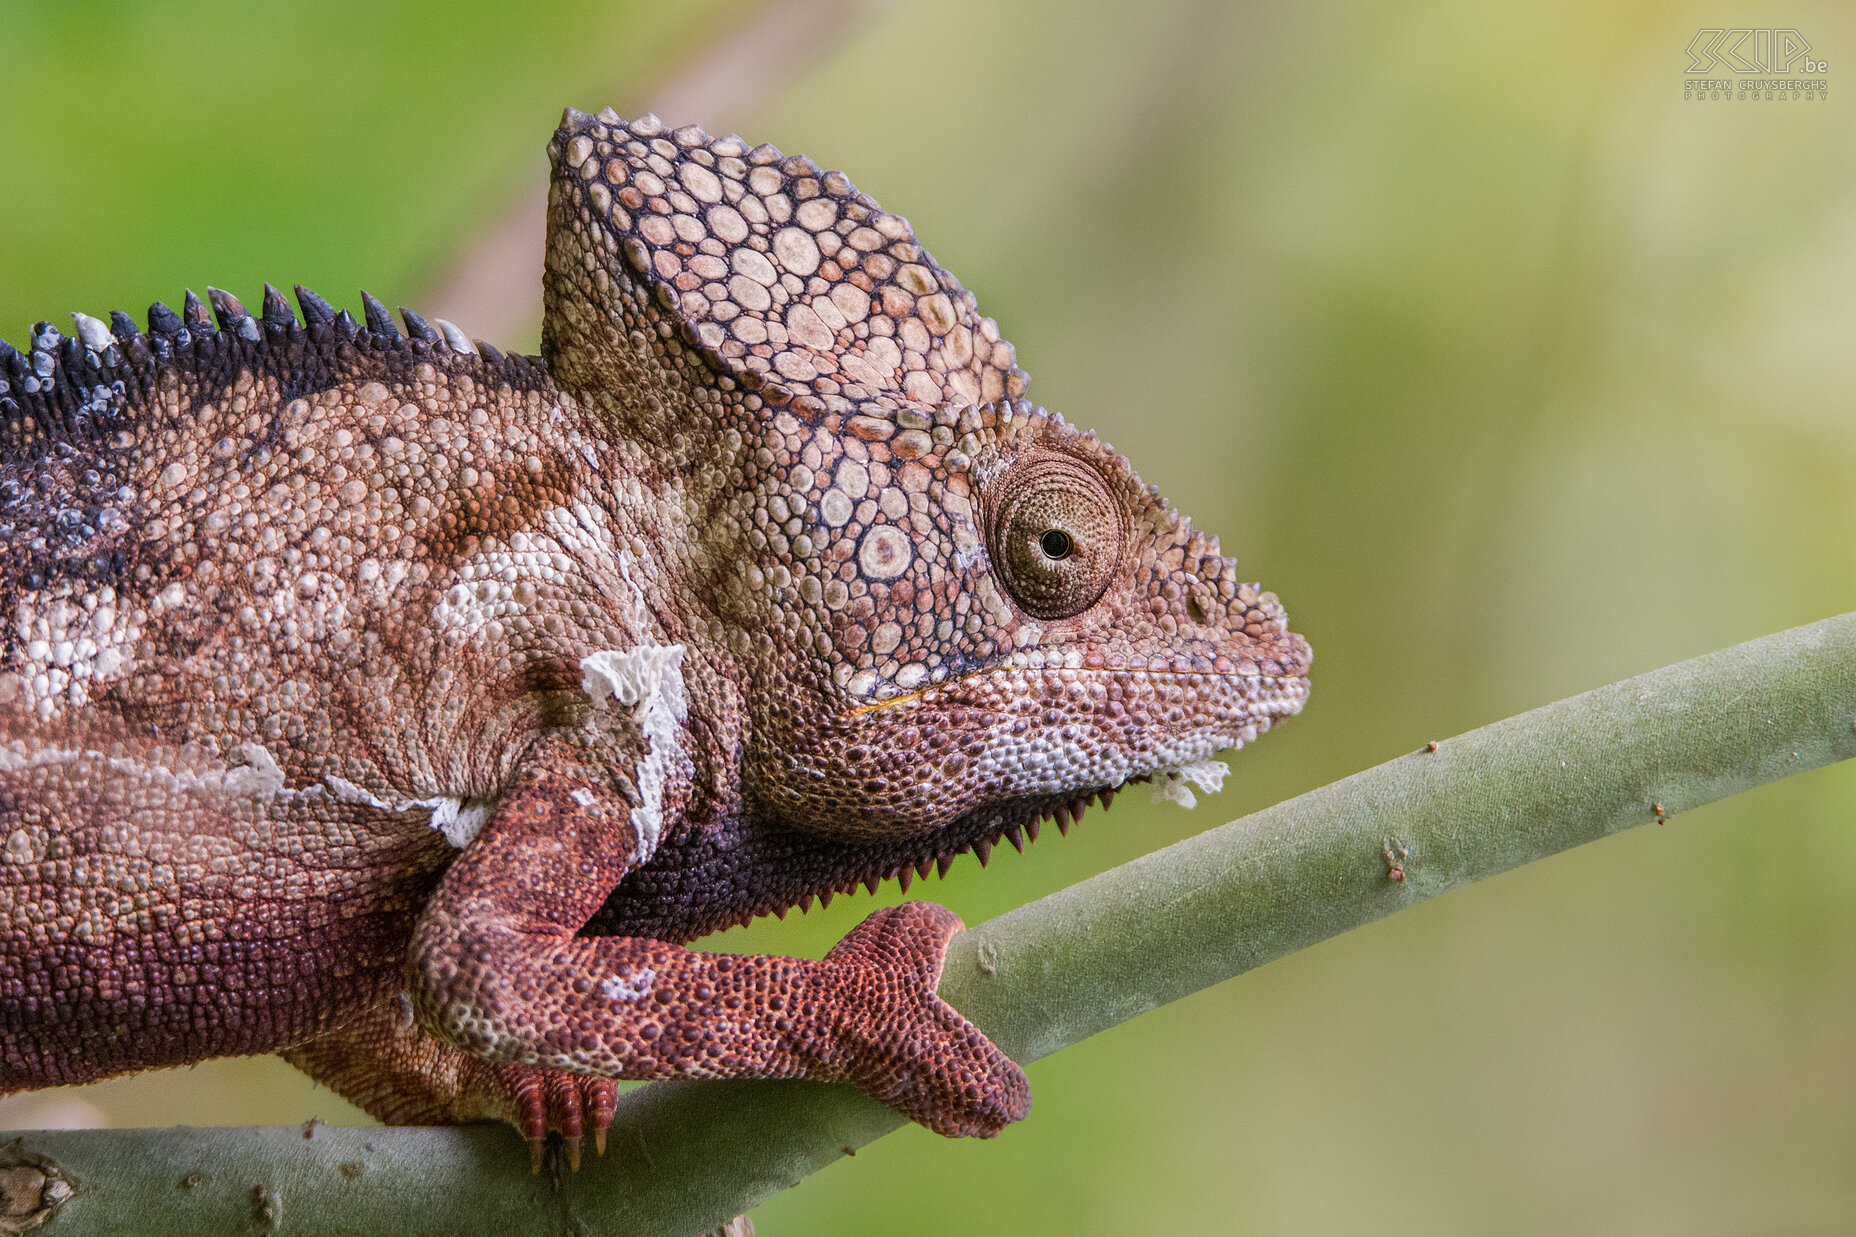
[1,109,1309,1155]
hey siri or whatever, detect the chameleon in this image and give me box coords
[0,108,1311,1167]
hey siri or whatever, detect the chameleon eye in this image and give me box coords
[987,454,1124,620]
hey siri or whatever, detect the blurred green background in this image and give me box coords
[4,0,1856,1231]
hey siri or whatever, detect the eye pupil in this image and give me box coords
[1040,529,1074,559]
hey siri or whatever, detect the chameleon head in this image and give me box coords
[540,110,1309,848]
[734,400,1311,840]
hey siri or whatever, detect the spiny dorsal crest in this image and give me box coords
[544,108,1030,420]
[1,284,519,453]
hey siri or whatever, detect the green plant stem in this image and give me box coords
[8,614,1855,1237]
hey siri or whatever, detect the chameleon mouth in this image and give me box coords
[771,673,1310,916]
[859,676,1308,892]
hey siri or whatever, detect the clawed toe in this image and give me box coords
[489,1062,618,1172]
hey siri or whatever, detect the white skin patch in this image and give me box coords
[427,531,572,644]
[580,643,689,864]
[221,742,287,798]
[323,775,491,848]
[10,585,139,720]
[601,968,657,1003]
[1148,757,1228,809]
[428,798,491,848]
[0,737,290,801]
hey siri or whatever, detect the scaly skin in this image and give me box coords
[0,109,1311,1160]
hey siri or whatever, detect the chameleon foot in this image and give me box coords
[819,901,1032,1138]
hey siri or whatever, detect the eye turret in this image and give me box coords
[986,453,1125,620]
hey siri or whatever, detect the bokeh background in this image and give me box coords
[5,0,1856,1231]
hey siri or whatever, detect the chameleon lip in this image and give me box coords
[844,663,1311,719]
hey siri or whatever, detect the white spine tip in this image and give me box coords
[71,312,113,351]
[432,319,477,355]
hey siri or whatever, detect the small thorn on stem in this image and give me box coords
[1425,740,1439,753]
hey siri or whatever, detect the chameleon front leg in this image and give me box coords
[405,737,1030,1140]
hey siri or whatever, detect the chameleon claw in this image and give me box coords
[594,1126,607,1158]
[564,1135,583,1172]
[528,1137,546,1175]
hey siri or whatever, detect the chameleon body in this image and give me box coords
[0,110,1310,1158]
